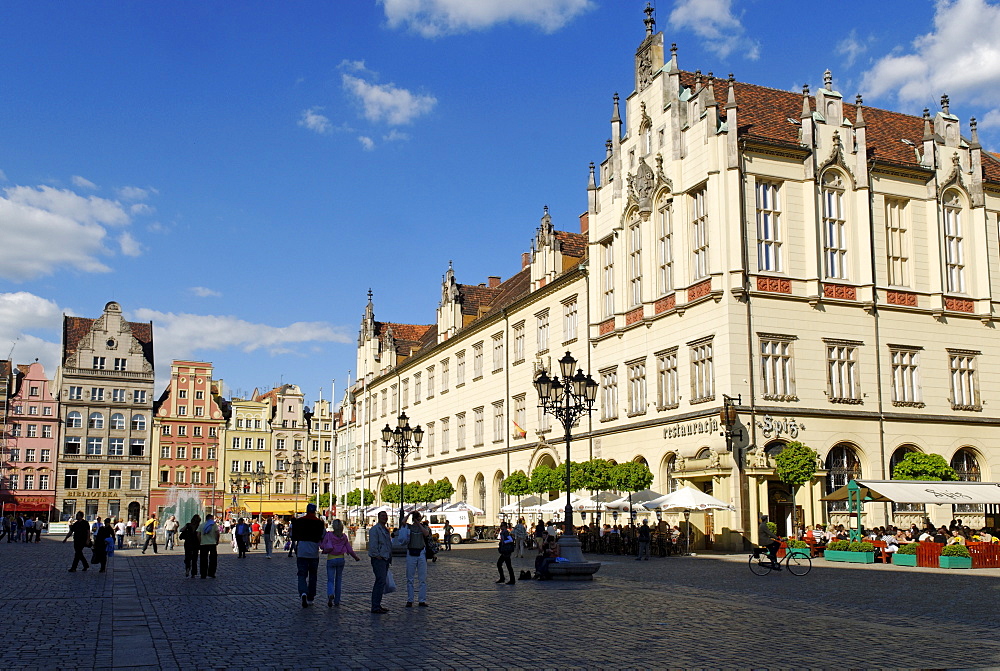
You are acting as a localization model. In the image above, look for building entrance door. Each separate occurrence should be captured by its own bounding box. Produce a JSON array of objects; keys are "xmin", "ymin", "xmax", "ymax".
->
[{"xmin": 127, "ymin": 501, "xmax": 140, "ymax": 524}]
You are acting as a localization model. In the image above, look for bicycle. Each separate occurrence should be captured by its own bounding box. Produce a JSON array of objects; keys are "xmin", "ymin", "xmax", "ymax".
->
[{"xmin": 748, "ymin": 544, "xmax": 811, "ymax": 576}]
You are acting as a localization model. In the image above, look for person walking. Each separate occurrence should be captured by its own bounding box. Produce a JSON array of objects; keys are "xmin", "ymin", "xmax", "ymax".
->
[
  {"xmin": 24, "ymin": 516, "xmax": 34, "ymax": 543},
  {"xmin": 0, "ymin": 514, "xmax": 10, "ymax": 542},
  {"xmin": 63, "ymin": 511, "xmax": 91, "ymax": 571},
  {"xmin": 293, "ymin": 504, "xmax": 325, "ymax": 607},
  {"xmin": 402, "ymin": 511, "xmax": 431, "ymax": 608},
  {"xmin": 496, "ymin": 521, "xmax": 516, "ymax": 584},
  {"xmin": 262, "ymin": 517, "xmax": 276, "ymax": 558},
  {"xmin": 180, "ymin": 514, "xmax": 201, "ymax": 578},
  {"xmin": 199, "ymin": 514, "xmax": 220, "ymax": 578},
  {"xmin": 141, "ymin": 513, "xmax": 158, "ymax": 554},
  {"xmin": 114, "ymin": 519, "xmax": 126, "ymax": 550},
  {"xmin": 234, "ymin": 518, "xmax": 251, "ymax": 558},
  {"xmin": 533, "ymin": 520, "xmax": 546, "ymax": 551},
  {"xmin": 93, "ymin": 518, "xmax": 114, "ymax": 572},
  {"xmin": 367, "ymin": 510, "xmax": 392, "ymax": 614},
  {"xmin": 513, "ymin": 518, "xmax": 528, "ymax": 558},
  {"xmin": 321, "ymin": 519, "xmax": 361, "ymax": 607},
  {"xmin": 126, "ymin": 518, "xmax": 135, "ymax": 538},
  {"xmin": 442, "ymin": 520, "xmax": 454, "ymax": 551},
  {"xmin": 251, "ymin": 519, "xmax": 262, "ymax": 549},
  {"xmin": 34, "ymin": 517, "xmax": 43, "ymax": 543},
  {"xmin": 636, "ymin": 519, "xmax": 651, "ymax": 561},
  {"xmin": 163, "ymin": 515, "xmax": 179, "ymax": 551}
]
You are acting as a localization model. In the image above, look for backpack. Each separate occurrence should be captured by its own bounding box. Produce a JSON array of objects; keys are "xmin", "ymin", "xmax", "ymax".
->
[
  {"xmin": 407, "ymin": 525, "xmax": 425, "ymax": 556},
  {"xmin": 145, "ymin": 521, "xmax": 154, "ymax": 534}
]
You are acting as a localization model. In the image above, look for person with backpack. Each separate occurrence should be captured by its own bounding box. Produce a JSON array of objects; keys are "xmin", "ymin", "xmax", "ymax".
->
[
  {"xmin": 496, "ymin": 521, "xmax": 516, "ymax": 585},
  {"xmin": 92, "ymin": 518, "xmax": 114, "ymax": 572},
  {"xmin": 402, "ymin": 511, "xmax": 431, "ymax": 607},
  {"xmin": 180, "ymin": 514, "xmax": 201, "ymax": 577},
  {"xmin": 233, "ymin": 518, "xmax": 251, "ymax": 558},
  {"xmin": 199, "ymin": 514, "xmax": 220, "ymax": 578},
  {"xmin": 141, "ymin": 513, "xmax": 158, "ymax": 554}
]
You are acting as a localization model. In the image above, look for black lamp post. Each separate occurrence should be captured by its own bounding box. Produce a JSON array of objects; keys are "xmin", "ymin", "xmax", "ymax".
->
[
  {"xmin": 534, "ymin": 351, "xmax": 598, "ymax": 563},
  {"xmin": 381, "ymin": 412, "xmax": 424, "ymax": 528},
  {"xmin": 251, "ymin": 465, "xmax": 272, "ymax": 520},
  {"xmin": 290, "ymin": 453, "xmax": 311, "ymax": 516},
  {"xmin": 229, "ymin": 476, "xmax": 245, "ymax": 519}
]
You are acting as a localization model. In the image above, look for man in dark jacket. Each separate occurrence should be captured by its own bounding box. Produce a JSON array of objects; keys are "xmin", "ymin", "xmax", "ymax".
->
[
  {"xmin": 63, "ymin": 511, "xmax": 91, "ymax": 571},
  {"xmin": 292, "ymin": 504, "xmax": 325, "ymax": 607},
  {"xmin": 758, "ymin": 514, "xmax": 782, "ymax": 570}
]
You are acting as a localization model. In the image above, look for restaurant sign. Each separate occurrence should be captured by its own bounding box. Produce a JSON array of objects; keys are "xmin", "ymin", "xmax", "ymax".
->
[
  {"xmin": 663, "ymin": 417, "xmax": 719, "ymax": 440},
  {"xmin": 756, "ymin": 415, "xmax": 805, "ymax": 439}
]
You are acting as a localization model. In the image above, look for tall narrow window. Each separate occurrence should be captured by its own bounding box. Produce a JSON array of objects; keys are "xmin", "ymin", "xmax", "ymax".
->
[
  {"xmin": 826, "ymin": 341, "xmax": 860, "ymax": 402},
  {"xmin": 948, "ymin": 350, "xmax": 980, "ymax": 410},
  {"xmin": 628, "ymin": 222, "xmax": 643, "ymax": 306},
  {"xmin": 440, "ymin": 360, "xmax": 449, "ymax": 392},
  {"xmin": 413, "ymin": 372, "xmax": 422, "ymax": 402},
  {"xmin": 512, "ymin": 394, "xmax": 526, "ymax": 439},
  {"xmin": 689, "ymin": 339, "xmax": 714, "ymax": 402},
  {"xmin": 602, "ymin": 239, "xmax": 615, "ymax": 318},
  {"xmin": 456, "ymin": 351, "xmax": 466, "ymax": 385},
  {"xmin": 492, "ymin": 401, "xmax": 505, "ymax": 442},
  {"xmin": 943, "ymin": 191, "xmax": 966, "ymax": 293},
  {"xmin": 760, "ymin": 337, "xmax": 795, "ymax": 399},
  {"xmin": 456, "ymin": 412, "xmax": 466, "ymax": 449},
  {"xmin": 890, "ymin": 348, "xmax": 921, "ymax": 405},
  {"xmin": 440, "ymin": 418, "xmax": 450, "ymax": 453},
  {"xmin": 822, "ymin": 172, "xmax": 848, "ymax": 280},
  {"xmin": 657, "ymin": 204, "xmax": 673, "ymax": 295},
  {"xmin": 756, "ymin": 181, "xmax": 782, "ymax": 272},
  {"xmin": 512, "ymin": 324, "xmax": 525, "ymax": 364},
  {"xmin": 563, "ymin": 299, "xmax": 577, "ymax": 342},
  {"xmin": 473, "ymin": 343, "xmax": 484, "ymax": 378},
  {"xmin": 691, "ymin": 187, "xmax": 710, "ymax": 280},
  {"xmin": 885, "ymin": 198, "xmax": 909, "ymax": 286},
  {"xmin": 656, "ymin": 348, "xmax": 679, "ymax": 409},
  {"xmin": 627, "ymin": 360, "xmax": 647, "ymax": 416},
  {"xmin": 600, "ymin": 368, "xmax": 619, "ymax": 421},
  {"xmin": 427, "ymin": 365, "xmax": 435, "ymax": 397},
  {"xmin": 536, "ymin": 311, "xmax": 549, "ymax": 353},
  {"xmin": 473, "ymin": 407, "xmax": 484, "ymax": 446},
  {"xmin": 492, "ymin": 335, "xmax": 504, "ymax": 372}
]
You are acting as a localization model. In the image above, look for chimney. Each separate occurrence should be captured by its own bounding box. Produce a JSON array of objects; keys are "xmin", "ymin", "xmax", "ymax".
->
[
  {"xmin": 522, "ymin": 252, "xmax": 531, "ymax": 270},
  {"xmin": 579, "ymin": 211, "xmax": 589, "ymax": 234},
  {"xmin": 488, "ymin": 276, "xmax": 501, "ymax": 289}
]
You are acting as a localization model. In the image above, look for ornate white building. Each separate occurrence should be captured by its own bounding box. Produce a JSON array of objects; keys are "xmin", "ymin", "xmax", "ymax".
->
[{"xmin": 343, "ymin": 10, "xmax": 1000, "ymax": 549}]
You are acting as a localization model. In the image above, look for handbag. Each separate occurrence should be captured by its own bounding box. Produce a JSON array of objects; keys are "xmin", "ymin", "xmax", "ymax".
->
[{"xmin": 384, "ymin": 569, "xmax": 397, "ymax": 594}]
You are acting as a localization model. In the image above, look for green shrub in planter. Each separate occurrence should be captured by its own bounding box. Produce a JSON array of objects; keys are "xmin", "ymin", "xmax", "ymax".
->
[
  {"xmin": 788, "ymin": 540, "xmax": 809, "ymax": 549},
  {"xmin": 941, "ymin": 544, "xmax": 971, "ymax": 558},
  {"xmin": 826, "ymin": 540, "xmax": 850, "ymax": 552},
  {"xmin": 786, "ymin": 539, "xmax": 810, "ymax": 558},
  {"xmin": 848, "ymin": 541, "xmax": 875, "ymax": 553},
  {"xmin": 895, "ymin": 543, "xmax": 919, "ymax": 555},
  {"xmin": 766, "ymin": 522, "xmax": 777, "ymax": 536}
]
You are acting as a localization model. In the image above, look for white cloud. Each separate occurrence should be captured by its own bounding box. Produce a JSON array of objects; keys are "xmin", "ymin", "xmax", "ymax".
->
[
  {"xmin": 119, "ymin": 231, "xmax": 142, "ymax": 257},
  {"xmin": 668, "ymin": 0, "xmax": 759, "ymax": 60},
  {"xmin": 0, "ymin": 292, "xmax": 66, "ymax": 374},
  {"xmin": 117, "ymin": 185, "xmax": 155, "ymax": 201},
  {"xmin": 383, "ymin": 129, "xmax": 409, "ymax": 142},
  {"xmin": 981, "ymin": 109, "xmax": 1000, "ymax": 128},
  {"xmin": 358, "ymin": 136, "xmax": 376, "ymax": 150},
  {"xmin": 837, "ymin": 30, "xmax": 868, "ymax": 69},
  {"xmin": 0, "ymin": 169, "xmax": 7, "ymax": 182},
  {"xmin": 379, "ymin": 0, "xmax": 594, "ymax": 37},
  {"xmin": 298, "ymin": 107, "xmax": 333, "ymax": 134},
  {"xmin": 190, "ymin": 286, "xmax": 222, "ymax": 298},
  {"xmin": 129, "ymin": 309, "xmax": 353, "ymax": 363},
  {"xmin": 5, "ymin": 184, "xmax": 129, "ymax": 226},
  {"xmin": 862, "ymin": 0, "xmax": 1000, "ymax": 118},
  {"xmin": 342, "ymin": 73, "xmax": 437, "ymax": 125},
  {"xmin": 130, "ymin": 203, "xmax": 153, "ymax": 215},
  {"xmin": 71, "ymin": 175, "xmax": 98, "ymax": 189},
  {"xmin": 338, "ymin": 59, "xmax": 370, "ymax": 74}
]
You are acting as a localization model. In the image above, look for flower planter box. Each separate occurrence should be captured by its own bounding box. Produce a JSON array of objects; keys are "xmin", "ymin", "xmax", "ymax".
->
[
  {"xmin": 787, "ymin": 548, "xmax": 811, "ymax": 559},
  {"xmin": 892, "ymin": 554, "xmax": 918, "ymax": 567},
  {"xmin": 939, "ymin": 555, "xmax": 972, "ymax": 569},
  {"xmin": 824, "ymin": 550, "xmax": 876, "ymax": 564}
]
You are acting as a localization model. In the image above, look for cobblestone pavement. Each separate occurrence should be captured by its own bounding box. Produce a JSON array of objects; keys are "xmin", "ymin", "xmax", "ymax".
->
[{"xmin": 3, "ymin": 536, "xmax": 999, "ymax": 669}]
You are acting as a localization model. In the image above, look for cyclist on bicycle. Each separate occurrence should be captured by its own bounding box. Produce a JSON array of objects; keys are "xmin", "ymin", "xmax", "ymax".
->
[{"xmin": 757, "ymin": 514, "xmax": 782, "ymax": 571}]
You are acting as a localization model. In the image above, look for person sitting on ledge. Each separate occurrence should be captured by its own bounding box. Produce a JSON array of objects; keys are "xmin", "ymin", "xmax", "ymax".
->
[{"xmin": 534, "ymin": 535, "xmax": 560, "ymax": 579}]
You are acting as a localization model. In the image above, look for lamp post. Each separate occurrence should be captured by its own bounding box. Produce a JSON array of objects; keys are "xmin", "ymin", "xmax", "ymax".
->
[
  {"xmin": 229, "ymin": 476, "xmax": 245, "ymax": 520},
  {"xmin": 250, "ymin": 465, "xmax": 272, "ymax": 520},
  {"xmin": 534, "ymin": 351, "xmax": 599, "ymax": 564},
  {"xmin": 290, "ymin": 453, "xmax": 310, "ymax": 516},
  {"xmin": 380, "ymin": 412, "xmax": 424, "ymax": 528}
]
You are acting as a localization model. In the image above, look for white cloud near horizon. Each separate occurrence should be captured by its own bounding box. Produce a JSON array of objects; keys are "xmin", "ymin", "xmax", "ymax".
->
[
  {"xmin": 117, "ymin": 185, "xmax": 155, "ymax": 201},
  {"xmin": 837, "ymin": 30, "xmax": 868, "ymax": 69},
  {"xmin": 669, "ymin": 0, "xmax": 759, "ymax": 60},
  {"xmin": 119, "ymin": 231, "xmax": 142, "ymax": 257},
  {"xmin": 190, "ymin": 286, "xmax": 222, "ymax": 298},
  {"xmin": 299, "ymin": 107, "xmax": 333, "ymax": 134},
  {"xmin": 342, "ymin": 73, "xmax": 437, "ymax": 126},
  {"xmin": 71, "ymin": 175, "xmax": 98, "ymax": 189},
  {"xmin": 358, "ymin": 136, "xmax": 375, "ymax": 150},
  {"xmin": 862, "ymin": 0, "xmax": 1000, "ymax": 120},
  {"xmin": 0, "ymin": 292, "xmax": 66, "ymax": 375},
  {"xmin": 380, "ymin": 0, "xmax": 594, "ymax": 37}
]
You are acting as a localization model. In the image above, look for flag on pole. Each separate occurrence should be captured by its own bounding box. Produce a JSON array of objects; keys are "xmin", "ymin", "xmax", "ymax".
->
[{"xmin": 512, "ymin": 421, "xmax": 527, "ymax": 439}]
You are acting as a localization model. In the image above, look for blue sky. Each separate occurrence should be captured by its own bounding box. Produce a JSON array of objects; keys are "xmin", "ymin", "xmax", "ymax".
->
[{"xmin": 3, "ymin": 0, "xmax": 1000, "ymax": 404}]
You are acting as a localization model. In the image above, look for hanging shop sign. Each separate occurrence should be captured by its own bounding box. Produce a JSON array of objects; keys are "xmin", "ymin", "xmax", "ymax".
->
[
  {"xmin": 756, "ymin": 415, "xmax": 805, "ymax": 439},
  {"xmin": 663, "ymin": 417, "xmax": 719, "ymax": 440}
]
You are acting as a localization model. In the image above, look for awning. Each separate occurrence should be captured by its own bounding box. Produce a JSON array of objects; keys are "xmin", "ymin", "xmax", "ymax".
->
[
  {"xmin": 4, "ymin": 502, "xmax": 55, "ymax": 512},
  {"xmin": 821, "ymin": 480, "xmax": 1000, "ymax": 504}
]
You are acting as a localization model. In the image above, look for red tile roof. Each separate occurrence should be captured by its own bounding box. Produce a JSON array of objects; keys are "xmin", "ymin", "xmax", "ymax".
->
[
  {"xmin": 555, "ymin": 231, "xmax": 588, "ymax": 258},
  {"xmin": 375, "ymin": 322, "xmax": 436, "ymax": 357},
  {"xmin": 62, "ymin": 316, "xmax": 154, "ymax": 366}
]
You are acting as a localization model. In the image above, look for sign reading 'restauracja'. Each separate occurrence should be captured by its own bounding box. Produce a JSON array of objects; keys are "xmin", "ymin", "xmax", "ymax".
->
[{"xmin": 663, "ymin": 418, "xmax": 719, "ymax": 440}]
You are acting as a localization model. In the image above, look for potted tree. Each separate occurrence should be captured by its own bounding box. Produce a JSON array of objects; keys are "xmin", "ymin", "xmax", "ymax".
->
[
  {"xmin": 939, "ymin": 544, "xmax": 973, "ymax": 569},
  {"xmin": 892, "ymin": 542, "xmax": 919, "ymax": 566},
  {"xmin": 773, "ymin": 441, "xmax": 818, "ymax": 538}
]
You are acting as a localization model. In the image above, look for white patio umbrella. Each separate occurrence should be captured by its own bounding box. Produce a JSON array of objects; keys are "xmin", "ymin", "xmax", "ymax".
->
[
  {"xmin": 440, "ymin": 501, "xmax": 486, "ymax": 516},
  {"xmin": 643, "ymin": 487, "xmax": 735, "ymax": 554},
  {"xmin": 500, "ymin": 495, "xmax": 545, "ymax": 515}
]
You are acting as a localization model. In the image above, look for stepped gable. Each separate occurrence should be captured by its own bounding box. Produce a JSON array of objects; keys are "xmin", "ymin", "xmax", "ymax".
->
[
  {"xmin": 62, "ymin": 315, "xmax": 154, "ymax": 365},
  {"xmin": 555, "ymin": 231, "xmax": 588, "ymax": 259},
  {"xmin": 686, "ymin": 72, "xmax": 999, "ymax": 181}
]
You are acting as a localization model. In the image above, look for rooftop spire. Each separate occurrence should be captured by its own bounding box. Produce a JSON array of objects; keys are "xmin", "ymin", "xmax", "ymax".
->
[
  {"xmin": 854, "ymin": 94, "xmax": 866, "ymax": 127},
  {"xmin": 923, "ymin": 108, "xmax": 933, "ymax": 139},
  {"xmin": 643, "ymin": 2, "xmax": 655, "ymax": 37},
  {"xmin": 970, "ymin": 117, "xmax": 981, "ymax": 148},
  {"xmin": 941, "ymin": 93, "xmax": 950, "ymax": 115},
  {"xmin": 801, "ymin": 84, "xmax": 811, "ymax": 119},
  {"xmin": 726, "ymin": 73, "xmax": 736, "ymax": 108},
  {"xmin": 588, "ymin": 162, "xmax": 597, "ymax": 190},
  {"xmin": 611, "ymin": 93, "xmax": 621, "ymax": 123},
  {"xmin": 823, "ymin": 69, "xmax": 833, "ymax": 91},
  {"xmin": 669, "ymin": 42, "xmax": 678, "ymax": 71}
]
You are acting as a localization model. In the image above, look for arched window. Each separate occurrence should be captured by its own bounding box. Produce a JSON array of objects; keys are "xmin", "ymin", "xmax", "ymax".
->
[
  {"xmin": 661, "ymin": 454, "xmax": 679, "ymax": 494},
  {"xmin": 131, "ymin": 414, "xmax": 146, "ymax": 431},
  {"xmin": 825, "ymin": 443, "xmax": 861, "ymax": 512},
  {"xmin": 110, "ymin": 413, "xmax": 125, "ymax": 430},
  {"xmin": 695, "ymin": 447, "xmax": 712, "ymax": 460},
  {"xmin": 943, "ymin": 190, "xmax": 966, "ymax": 294},
  {"xmin": 765, "ymin": 440, "xmax": 788, "ymax": 458},
  {"xmin": 889, "ymin": 445, "xmax": 924, "ymax": 513},
  {"xmin": 822, "ymin": 171, "xmax": 848, "ymax": 280},
  {"xmin": 951, "ymin": 448, "xmax": 983, "ymax": 515},
  {"xmin": 67, "ymin": 411, "xmax": 82, "ymax": 428},
  {"xmin": 88, "ymin": 412, "xmax": 104, "ymax": 429}
]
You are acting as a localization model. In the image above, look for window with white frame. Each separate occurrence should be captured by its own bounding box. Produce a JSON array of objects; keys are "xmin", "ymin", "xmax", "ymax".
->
[
  {"xmin": 110, "ymin": 413, "xmax": 125, "ymax": 430},
  {"xmin": 656, "ymin": 349, "xmax": 679, "ymax": 409},
  {"xmin": 536, "ymin": 311, "xmax": 549, "ymax": 353},
  {"xmin": 822, "ymin": 172, "xmax": 848, "ymax": 280},
  {"xmin": 513, "ymin": 323, "xmax": 525, "ymax": 364},
  {"xmin": 943, "ymin": 191, "xmax": 966, "ymax": 293},
  {"xmin": 826, "ymin": 341, "xmax": 860, "ymax": 402},
  {"xmin": 93, "ymin": 356, "xmax": 105, "ymax": 370},
  {"xmin": 89, "ymin": 412, "xmax": 104, "ymax": 429},
  {"xmin": 513, "ymin": 394, "xmax": 526, "ymax": 438},
  {"xmin": 109, "ymin": 438, "xmax": 124, "ymax": 456},
  {"xmin": 112, "ymin": 388, "xmax": 126, "ymax": 403},
  {"xmin": 381, "ymin": 389, "xmax": 387, "ymax": 416},
  {"xmin": 68, "ymin": 386, "xmax": 82, "ymax": 400},
  {"xmin": 131, "ymin": 414, "xmax": 146, "ymax": 430},
  {"xmin": 114, "ymin": 357, "xmax": 127, "ymax": 371},
  {"xmin": 689, "ymin": 338, "xmax": 714, "ymax": 402},
  {"xmin": 492, "ymin": 334, "xmax": 504, "ymax": 372},
  {"xmin": 760, "ymin": 336, "xmax": 795, "ymax": 399},
  {"xmin": 563, "ymin": 299, "xmax": 577, "ymax": 342},
  {"xmin": 456, "ymin": 412, "xmax": 466, "ymax": 449},
  {"xmin": 427, "ymin": 365, "xmax": 435, "ymax": 397},
  {"xmin": 456, "ymin": 351, "xmax": 466, "ymax": 385},
  {"xmin": 948, "ymin": 350, "xmax": 980, "ymax": 410},
  {"xmin": 691, "ymin": 186, "xmax": 710, "ymax": 280},
  {"xmin": 628, "ymin": 222, "xmax": 643, "ymax": 306},
  {"xmin": 885, "ymin": 198, "xmax": 910, "ymax": 286},
  {"xmin": 627, "ymin": 359, "xmax": 647, "ymax": 416},
  {"xmin": 756, "ymin": 180, "xmax": 782, "ymax": 272},
  {"xmin": 890, "ymin": 347, "xmax": 921, "ymax": 405},
  {"xmin": 440, "ymin": 359, "xmax": 449, "ymax": 392},
  {"xmin": 133, "ymin": 390, "xmax": 147, "ymax": 404},
  {"xmin": 413, "ymin": 373, "xmax": 422, "ymax": 403},
  {"xmin": 473, "ymin": 343, "xmax": 484, "ymax": 379},
  {"xmin": 390, "ymin": 384, "xmax": 398, "ymax": 412},
  {"xmin": 657, "ymin": 203, "xmax": 673, "ymax": 295},
  {"xmin": 401, "ymin": 379, "xmax": 409, "ymax": 408},
  {"xmin": 601, "ymin": 239, "xmax": 615, "ymax": 318},
  {"xmin": 492, "ymin": 401, "xmax": 505, "ymax": 442},
  {"xmin": 600, "ymin": 367, "xmax": 619, "ymax": 421},
  {"xmin": 473, "ymin": 407, "xmax": 484, "ymax": 446},
  {"xmin": 440, "ymin": 418, "xmax": 450, "ymax": 453},
  {"xmin": 425, "ymin": 421, "xmax": 435, "ymax": 457},
  {"xmin": 91, "ymin": 387, "xmax": 104, "ymax": 402},
  {"xmin": 86, "ymin": 437, "xmax": 103, "ymax": 455},
  {"xmin": 67, "ymin": 411, "xmax": 82, "ymax": 428}
]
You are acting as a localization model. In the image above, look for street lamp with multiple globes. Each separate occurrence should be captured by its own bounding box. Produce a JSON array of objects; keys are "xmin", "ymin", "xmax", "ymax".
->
[
  {"xmin": 290, "ymin": 453, "xmax": 311, "ymax": 516},
  {"xmin": 250, "ymin": 465, "xmax": 272, "ymax": 520},
  {"xmin": 533, "ymin": 351, "xmax": 599, "ymax": 564},
  {"xmin": 381, "ymin": 412, "xmax": 424, "ymax": 528}
]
